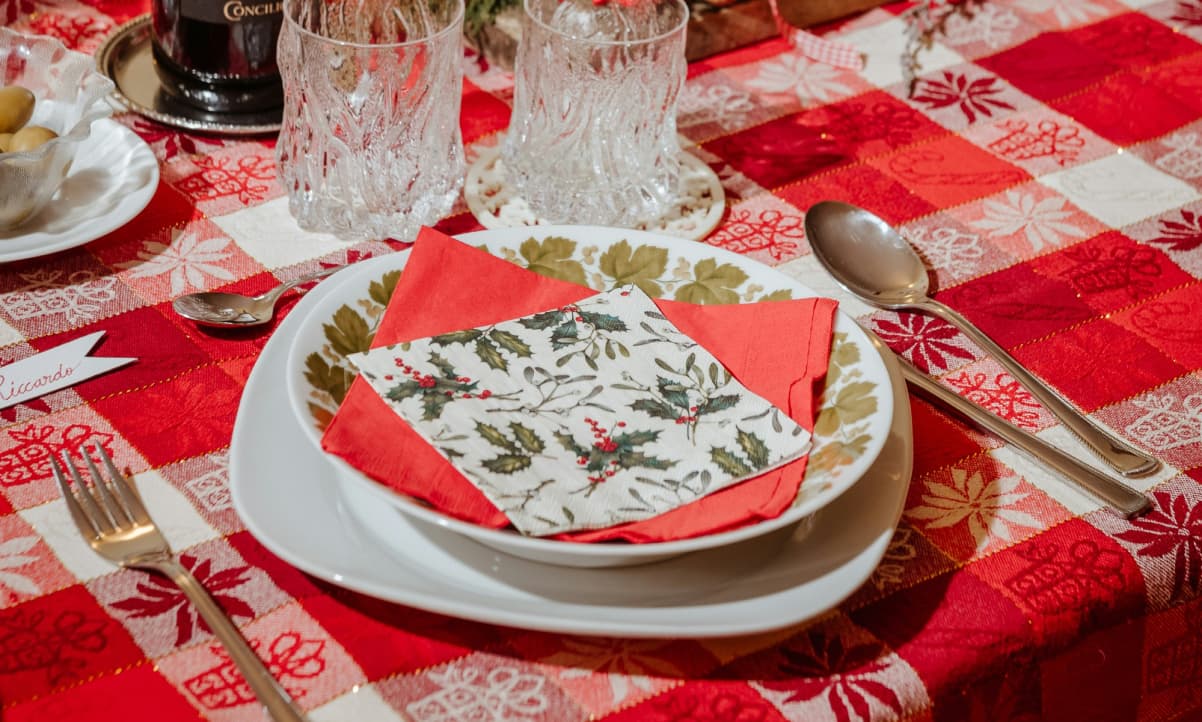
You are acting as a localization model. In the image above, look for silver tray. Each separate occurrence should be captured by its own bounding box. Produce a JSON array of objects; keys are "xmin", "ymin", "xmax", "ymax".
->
[{"xmin": 95, "ymin": 15, "xmax": 281, "ymax": 136}]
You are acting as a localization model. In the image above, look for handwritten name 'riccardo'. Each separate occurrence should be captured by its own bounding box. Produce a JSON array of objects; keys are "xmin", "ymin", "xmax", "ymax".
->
[
  {"xmin": 223, "ymin": 0, "xmax": 282, "ymax": 21},
  {"xmin": 0, "ymin": 362, "xmax": 77, "ymax": 402}
]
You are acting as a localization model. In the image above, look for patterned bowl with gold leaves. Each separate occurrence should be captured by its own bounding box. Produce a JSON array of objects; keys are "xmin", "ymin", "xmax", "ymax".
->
[{"xmin": 285, "ymin": 226, "xmax": 896, "ymax": 567}]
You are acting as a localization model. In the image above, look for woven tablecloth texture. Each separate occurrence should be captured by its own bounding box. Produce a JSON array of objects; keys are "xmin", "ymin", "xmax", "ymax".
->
[{"xmin": 3, "ymin": 0, "xmax": 1202, "ymax": 719}]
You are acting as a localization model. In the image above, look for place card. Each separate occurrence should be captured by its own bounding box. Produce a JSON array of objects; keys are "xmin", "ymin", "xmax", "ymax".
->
[{"xmin": 0, "ymin": 331, "xmax": 135, "ymax": 410}]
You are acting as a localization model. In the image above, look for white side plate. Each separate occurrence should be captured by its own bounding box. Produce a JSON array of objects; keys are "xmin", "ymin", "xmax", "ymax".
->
[{"xmin": 0, "ymin": 118, "xmax": 158, "ymax": 263}]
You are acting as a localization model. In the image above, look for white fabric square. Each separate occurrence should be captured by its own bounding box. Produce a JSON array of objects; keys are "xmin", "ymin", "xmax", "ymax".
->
[
  {"xmin": 21, "ymin": 469, "xmax": 217, "ymax": 580},
  {"xmin": 841, "ymin": 17, "xmax": 964, "ymax": 89},
  {"xmin": 312, "ymin": 685, "xmax": 405, "ymax": 722},
  {"xmin": 1039, "ymin": 151, "xmax": 1201, "ymax": 228},
  {"xmin": 210, "ymin": 197, "xmax": 352, "ymax": 269}
]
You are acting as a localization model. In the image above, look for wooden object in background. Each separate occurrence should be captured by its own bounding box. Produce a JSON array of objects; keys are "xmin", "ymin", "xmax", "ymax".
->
[
  {"xmin": 471, "ymin": 0, "xmax": 889, "ymax": 68},
  {"xmin": 773, "ymin": 0, "xmax": 893, "ymax": 28}
]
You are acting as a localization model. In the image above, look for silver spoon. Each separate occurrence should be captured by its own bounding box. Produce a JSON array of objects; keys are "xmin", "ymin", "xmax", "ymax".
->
[
  {"xmin": 172, "ymin": 265, "xmax": 343, "ymax": 328},
  {"xmin": 805, "ymin": 200, "xmax": 1160, "ymax": 479}
]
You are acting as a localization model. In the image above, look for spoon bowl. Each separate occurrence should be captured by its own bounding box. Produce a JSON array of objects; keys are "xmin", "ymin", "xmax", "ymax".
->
[
  {"xmin": 804, "ymin": 201, "xmax": 931, "ymax": 308},
  {"xmin": 172, "ymin": 265, "xmax": 343, "ymax": 328},
  {"xmin": 804, "ymin": 200, "xmax": 1160, "ymax": 480}
]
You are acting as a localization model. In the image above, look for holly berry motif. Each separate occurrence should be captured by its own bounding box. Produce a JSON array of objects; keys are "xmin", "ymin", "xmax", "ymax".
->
[
  {"xmin": 376, "ymin": 352, "xmax": 488, "ymax": 421},
  {"xmin": 519, "ymin": 303, "xmax": 629, "ymax": 371},
  {"xmin": 555, "ymin": 417, "xmax": 673, "ymax": 486}
]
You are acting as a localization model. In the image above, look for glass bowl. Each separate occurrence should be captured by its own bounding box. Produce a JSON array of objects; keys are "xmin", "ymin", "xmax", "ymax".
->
[{"xmin": 0, "ymin": 28, "xmax": 116, "ymax": 231}]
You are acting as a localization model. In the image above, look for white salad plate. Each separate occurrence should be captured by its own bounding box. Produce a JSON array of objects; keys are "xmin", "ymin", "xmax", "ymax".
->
[
  {"xmin": 230, "ymin": 270, "xmax": 911, "ymax": 637},
  {"xmin": 282, "ymin": 227, "xmax": 896, "ymax": 567},
  {"xmin": 0, "ymin": 118, "xmax": 158, "ymax": 263}
]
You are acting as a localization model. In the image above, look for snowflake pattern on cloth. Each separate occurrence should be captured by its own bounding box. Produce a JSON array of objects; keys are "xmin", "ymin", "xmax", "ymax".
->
[{"xmin": 348, "ymin": 285, "xmax": 812, "ymax": 536}]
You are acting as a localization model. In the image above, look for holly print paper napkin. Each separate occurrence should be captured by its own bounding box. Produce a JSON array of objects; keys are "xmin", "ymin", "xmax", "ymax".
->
[{"xmin": 347, "ymin": 285, "xmax": 811, "ymax": 536}]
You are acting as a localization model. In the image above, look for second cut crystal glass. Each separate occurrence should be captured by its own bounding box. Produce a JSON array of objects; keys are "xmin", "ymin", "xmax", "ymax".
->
[
  {"xmin": 276, "ymin": 0, "xmax": 465, "ymax": 241},
  {"xmin": 501, "ymin": 0, "xmax": 689, "ymax": 227}
]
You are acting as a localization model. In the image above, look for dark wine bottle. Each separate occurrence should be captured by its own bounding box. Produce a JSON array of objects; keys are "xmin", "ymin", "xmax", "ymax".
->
[{"xmin": 151, "ymin": 0, "xmax": 284, "ymax": 114}]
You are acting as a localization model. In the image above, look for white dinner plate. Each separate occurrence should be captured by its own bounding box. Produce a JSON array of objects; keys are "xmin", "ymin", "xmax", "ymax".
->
[
  {"xmin": 0, "ymin": 118, "xmax": 158, "ymax": 263},
  {"xmin": 230, "ymin": 250, "xmax": 913, "ymax": 637},
  {"xmin": 284, "ymin": 227, "xmax": 896, "ymax": 567}
]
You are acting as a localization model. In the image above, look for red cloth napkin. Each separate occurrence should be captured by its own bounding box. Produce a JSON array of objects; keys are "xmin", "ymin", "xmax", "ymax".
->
[{"xmin": 322, "ymin": 227, "xmax": 838, "ymax": 543}]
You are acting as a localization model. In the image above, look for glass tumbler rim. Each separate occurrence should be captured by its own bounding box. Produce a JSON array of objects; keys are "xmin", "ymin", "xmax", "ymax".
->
[
  {"xmin": 521, "ymin": 0, "xmax": 689, "ymax": 47},
  {"xmin": 282, "ymin": 0, "xmax": 466, "ymax": 49}
]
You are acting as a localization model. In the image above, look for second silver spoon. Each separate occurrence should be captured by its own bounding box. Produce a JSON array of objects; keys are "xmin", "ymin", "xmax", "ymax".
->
[
  {"xmin": 172, "ymin": 265, "xmax": 343, "ymax": 328},
  {"xmin": 805, "ymin": 200, "xmax": 1160, "ymax": 479}
]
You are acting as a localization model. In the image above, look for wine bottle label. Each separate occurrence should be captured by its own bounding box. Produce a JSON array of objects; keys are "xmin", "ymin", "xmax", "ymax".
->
[{"xmin": 179, "ymin": 0, "xmax": 282, "ymax": 24}]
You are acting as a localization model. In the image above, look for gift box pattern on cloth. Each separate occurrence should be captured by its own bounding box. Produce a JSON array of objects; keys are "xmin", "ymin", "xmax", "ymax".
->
[{"xmin": 348, "ymin": 284, "xmax": 811, "ymax": 535}]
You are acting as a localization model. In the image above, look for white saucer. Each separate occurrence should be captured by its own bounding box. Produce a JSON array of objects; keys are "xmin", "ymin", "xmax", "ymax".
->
[
  {"xmin": 230, "ymin": 264, "xmax": 913, "ymax": 637},
  {"xmin": 0, "ymin": 118, "xmax": 158, "ymax": 263},
  {"xmin": 464, "ymin": 146, "xmax": 726, "ymax": 241}
]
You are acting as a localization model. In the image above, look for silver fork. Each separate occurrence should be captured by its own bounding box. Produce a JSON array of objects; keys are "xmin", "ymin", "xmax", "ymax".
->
[{"xmin": 52, "ymin": 445, "xmax": 310, "ymax": 722}]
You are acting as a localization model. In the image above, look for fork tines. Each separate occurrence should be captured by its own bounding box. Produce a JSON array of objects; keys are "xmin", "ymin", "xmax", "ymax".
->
[{"xmin": 51, "ymin": 445, "xmax": 148, "ymax": 537}]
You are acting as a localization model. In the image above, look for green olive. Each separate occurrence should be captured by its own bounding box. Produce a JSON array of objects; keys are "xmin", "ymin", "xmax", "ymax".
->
[
  {"xmin": 8, "ymin": 125, "xmax": 57, "ymax": 152},
  {"xmin": 0, "ymin": 85, "xmax": 35, "ymax": 134},
  {"xmin": 0, "ymin": 132, "xmax": 11, "ymax": 152}
]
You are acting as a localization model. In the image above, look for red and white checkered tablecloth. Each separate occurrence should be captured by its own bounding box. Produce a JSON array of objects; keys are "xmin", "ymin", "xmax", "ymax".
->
[{"xmin": 4, "ymin": 0, "xmax": 1202, "ymax": 719}]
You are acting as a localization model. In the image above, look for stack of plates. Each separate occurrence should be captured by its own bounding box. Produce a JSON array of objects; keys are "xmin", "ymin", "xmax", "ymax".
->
[{"xmin": 229, "ymin": 226, "xmax": 913, "ymax": 637}]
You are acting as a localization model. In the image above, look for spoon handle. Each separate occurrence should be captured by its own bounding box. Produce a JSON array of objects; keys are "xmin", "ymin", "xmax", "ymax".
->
[
  {"xmin": 897, "ymin": 359, "xmax": 1150, "ymax": 518},
  {"xmin": 260, "ymin": 265, "xmax": 343, "ymax": 305},
  {"xmin": 918, "ymin": 298, "xmax": 1160, "ymax": 478}
]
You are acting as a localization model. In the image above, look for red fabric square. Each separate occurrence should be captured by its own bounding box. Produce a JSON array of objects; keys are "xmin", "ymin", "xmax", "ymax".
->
[
  {"xmin": 932, "ymin": 665, "xmax": 1040, "ymax": 722},
  {"xmin": 91, "ymin": 366, "xmax": 242, "ymax": 466},
  {"xmin": 1138, "ymin": 596, "xmax": 1202, "ymax": 718},
  {"xmin": 1029, "ymin": 231, "xmax": 1197, "ymax": 314},
  {"xmin": 0, "ymin": 585, "xmax": 145, "ymax": 706},
  {"xmin": 976, "ymin": 32, "xmax": 1119, "ymax": 102},
  {"xmin": 604, "ymin": 682, "xmax": 786, "ymax": 722},
  {"xmin": 1052, "ymin": 71, "xmax": 1198, "ymax": 146},
  {"xmin": 909, "ymin": 396, "xmax": 1000, "ymax": 473},
  {"xmin": 868, "ymin": 135, "xmax": 1029, "ymax": 208},
  {"xmin": 1041, "ymin": 617, "xmax": 1144, "ymax": 722},
  {"xmin": 779, "ymin": 163, "xmax": 937, "ymax": 227},
  {"xmin": 87, "ymin": 183, "xmax": 199, "ymax": 261},
  {"xmin": 965, "ymin": 519, "xmax": 1144, "ymax": 646},
  {"xmin": 1141, "ymin": 52, "xmax": 1202, "ymax": 118},
  {"xmin": 851, "ymin": 570, "xmax": 1032, "ymax": 693},
  {"xmin": 301, "ymin": 594, "xmax": 475, "ymax": 679},
  {"xmin": 934, "ymin": 262, "xmax": 1095, "ymax": 348},
  {"xmin": 29, "ymin": 306, "xmax": 209, "ymax": 403},
  {"xmin": 1069, "ymin": 12, "xmax": 1202, "ymax": 69},
  {"xmin": 3, "ymin": 664, "xmax": 201, "ymax": 722},
  {"xmin": 795, "ymin": 90, "xmax": 949, "ymax": 161},
  {"xmin": 460, "ymin": 85, "xmax": 511, "ymax": 145},
  {"xmin": 703, "ymin": 111, "xmax": 855, "ymax": 189},
  {"xmin": 433, "ymin": 209, "xmax": 487, "ymax": 236},
  {"xmin": 1011, "ymin": 318, "xmax": 1187, "ymax": 410}
]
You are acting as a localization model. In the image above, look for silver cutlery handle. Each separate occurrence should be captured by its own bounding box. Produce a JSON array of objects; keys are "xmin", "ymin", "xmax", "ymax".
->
[
  {"xmin": 261, "ymin": 265, "xmax": 344, "ymax": 306},
  {"xmin": 920, "ymin": 299, "xmax": 1160, "ymax": 478},
  {"xmin": 899, "ymin": 360, "xmax": 1150, "ymax": 518},
  {"xmin": 157, "ymin": 559, "xmax": 310, "ymax": 722}
]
